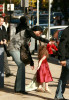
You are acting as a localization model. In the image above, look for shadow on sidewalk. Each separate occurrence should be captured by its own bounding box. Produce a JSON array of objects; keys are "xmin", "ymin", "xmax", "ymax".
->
[
  {"xmin": 52, "ymin": 77, "xmax": 59, "ymax": 80},
  {"xmin": 49, "ymin": 84, "xmax": 58, "ymax": 88},
  {"xmin": 0, "ymin": 87, "xmax": 54, "ymax": 100},
  {"xmin": 25, "ymin": 92, "xmax": 54, "ymax": 100},
  {"xmin": 8, "ymin": 64, "xmax": 17, "ymax": 66},
  {"xmin": 0, "ymin": 86, "xmax": 14, "ymax": 94},
  {"xmin": 32, "ymin": 56, "xmax": 38, "ymax": 60},
  {"xmin": 25, "ymin": 72, "xmax": 35, "ymax": 75}
]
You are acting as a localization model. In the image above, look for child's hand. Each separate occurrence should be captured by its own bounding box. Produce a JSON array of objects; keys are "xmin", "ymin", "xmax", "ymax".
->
[{"xmin": 31, "ymin": 66, "xmax": 34, "ymax": 70}]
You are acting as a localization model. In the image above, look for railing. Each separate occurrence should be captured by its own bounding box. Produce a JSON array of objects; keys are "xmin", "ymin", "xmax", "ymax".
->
[
  {"xmin": 50, "ymin": 25, "xmax": 68, "ymax": 29},
  {"xmin": 47, "ymin": 25, "xmax": 68, "ymax": 39}
]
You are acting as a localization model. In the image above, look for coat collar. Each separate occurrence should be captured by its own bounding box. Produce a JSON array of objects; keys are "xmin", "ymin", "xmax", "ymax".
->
[{"xmin": 0, "ymin": 25, "xmax": 2, "ymax": 30}]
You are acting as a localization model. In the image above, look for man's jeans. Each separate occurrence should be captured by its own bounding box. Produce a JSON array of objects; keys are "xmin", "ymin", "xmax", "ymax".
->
[
  {"xmin": 9, "ymin": 50, "xmax": 25, "ymax": 92},
  {"xmin": 55, "ymin": 59, "xmax": 69, "ymax": 99}
]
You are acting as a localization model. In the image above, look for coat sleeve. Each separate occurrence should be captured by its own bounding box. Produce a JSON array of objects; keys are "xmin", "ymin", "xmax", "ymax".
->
[
  {"xmin": 58, "ymin": 28, "xmax": 68, "ymax": 61},
  {"xmin": 3, "ymin": 26, "xmax": 8, "ymax": 41},
  {"xmin": 28, "ymin": 50, "xmax": 34, "ymax": 66},
  {"xmin": 26, "ymin": 44, "xmax": 34, "ymax": 66},
  {"xmin": 28, "ymin": 29, "xmax": 49, "ymax": 43}
]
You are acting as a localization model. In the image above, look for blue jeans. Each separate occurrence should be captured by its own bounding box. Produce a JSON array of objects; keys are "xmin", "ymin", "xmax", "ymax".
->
[
  {"xmin": 9, "ymin": 50, "xmax": 25, "ymax": 92},
  {"xmin": 55, "ymin": 60, "xmax": 69, "ymax": 99}
]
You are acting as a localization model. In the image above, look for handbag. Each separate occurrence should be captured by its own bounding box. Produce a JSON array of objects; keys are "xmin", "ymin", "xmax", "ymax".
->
[{"xmin": 20, "ymin": 44, "xmax": 30, "ymax": 65}]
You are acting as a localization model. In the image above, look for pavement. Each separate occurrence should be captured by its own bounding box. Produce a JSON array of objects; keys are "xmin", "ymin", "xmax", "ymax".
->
[{"xmin": 0, "ymin": 53, "xmax": 69, "ymax": 100}]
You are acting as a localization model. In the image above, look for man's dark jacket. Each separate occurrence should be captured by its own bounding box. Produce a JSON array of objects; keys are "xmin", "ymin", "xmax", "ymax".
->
[
  {"xmin": 0, "ymin": 25, "xmax": 7, "ymax": 47},
  {"xmin": 58, "ymin": 26, "xmax": 69, "ymax": 61}
]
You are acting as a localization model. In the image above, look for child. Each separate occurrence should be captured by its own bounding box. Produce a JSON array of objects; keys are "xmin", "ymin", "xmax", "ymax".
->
[
  {"xmin": 36, "ymin": 45, "xmax": 53, "ymax": 92},
  {"xmin": 25, "ymin": 43, "xmax": 57, "ymax": 92}
]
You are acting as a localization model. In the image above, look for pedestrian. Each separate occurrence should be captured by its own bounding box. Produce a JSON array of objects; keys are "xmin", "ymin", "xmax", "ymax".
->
[
  {"xmin": 16, "ymin": 16, "xmax": 29, "ymax": 34},
  {"xmin": 0, "ymin": 16, "xmax": 7, "ymax": 87},
  {"xmin": 25, "ymin": 44, "xmax": 56, "ymax": 92},
  {"xmin": 36, "ymin": 45, "xmax": 53, "ymax": 92},
  {"xmin": 3, "ymin": 17, "xmax": 9, "ymax": 32},
  {"xmin": 7, "ymin": 16, "xmax": 49, "ymax": 94},
  {"xmin": 3, "ymin": 17, "xmax": 10, "ymax": 41},
  {"xmin": 2, "ymin": 17, "xmax": 13, "ymax": 77},
  {"xmin": 4, "ymin": 50, "xmax": 13, "ymax": 77},
  {"xmin": 53, "ymin": 16, "xmax": 61, "ymax": 26},
  {"xmin": 54, "ymin": 26, "xmax": 69, "ymax": 100}
]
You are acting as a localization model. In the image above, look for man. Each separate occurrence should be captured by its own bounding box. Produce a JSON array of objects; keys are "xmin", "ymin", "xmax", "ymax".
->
[
  {"xmin": 4, "ymin": 50, "xmax": 13, "ymax": 77},
  {"xmin": 0, "ymin": 16, "xmax": 7, "ymax": 87},
  {"xmin": 2, "ymin": 17, "xmax": 13, "ymax": 77},
  {"xmin": 54, "ymin": 26, "xmax": 69, "ymax": 100}
]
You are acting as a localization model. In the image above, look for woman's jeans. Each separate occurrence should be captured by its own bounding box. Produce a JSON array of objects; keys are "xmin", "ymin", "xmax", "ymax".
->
[
  {"xmin": 55, "ymin": 59, "xmax": 69, "ymax": 99},
  {"xmin": 9, "ymin": 50, "xmax": 25, "ymax": 92}
]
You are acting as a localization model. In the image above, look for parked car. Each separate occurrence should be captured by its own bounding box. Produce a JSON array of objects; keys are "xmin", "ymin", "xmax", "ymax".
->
[
  {"xmin": 51, "ymin": 28, "xmax": 64, "ymax": 41},
  {"xmin": 34, "ymin": 14, "xmax": 54, "ymax": 25},
  {"xmin": 10, "ymin": 18, "xmax": 20, "ymax": 24},
  {"xmin": 52, "ymin": 12, "xmax": 64, "ymax": 19},
  {"xmin": 39, "ymin": 23, "xmax": 54, "ymax": 30},
  {"xmin": 11, "ymin": 10, "xmax": 24, "ymax": 19}
]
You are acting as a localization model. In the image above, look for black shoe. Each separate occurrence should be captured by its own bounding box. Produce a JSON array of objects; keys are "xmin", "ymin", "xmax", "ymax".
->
[
  {"xmin": 15, "ymin": 91, "xmax": 28, "ymax": 94},
  {"xmin": 6, "ymin": 73, "xmax": 13, "ymax": 77}
]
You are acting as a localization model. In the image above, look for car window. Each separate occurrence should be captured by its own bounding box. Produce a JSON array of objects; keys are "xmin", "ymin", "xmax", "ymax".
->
[
  {"xmin": 58, "ymin": 30, "xmax": 63, "ymax": 39},
  {"xmin": 52, "ymin": 12, "xmax": 64, "ymax": 18},
  {"xmin": 10, "ymin": 18, "xmax": 20, "ymax": 23},
  {"xmin": 50, "ymin": 28, "xmax": 64, "ymax": 40}
]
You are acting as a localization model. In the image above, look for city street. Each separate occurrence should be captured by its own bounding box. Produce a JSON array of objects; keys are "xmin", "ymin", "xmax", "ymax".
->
[{"xmin": 0, "ymin": 53, "xmax": 69, "ymax": 100}]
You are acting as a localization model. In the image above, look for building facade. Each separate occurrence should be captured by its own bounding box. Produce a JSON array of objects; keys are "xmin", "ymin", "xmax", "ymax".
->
[{"xmin": 29, "ymin": 0, "xmax": 36, "ymax": 7}]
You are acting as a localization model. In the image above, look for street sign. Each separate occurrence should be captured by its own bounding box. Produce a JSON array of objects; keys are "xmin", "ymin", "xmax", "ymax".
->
[
  {"xmin": 50, "ymin": 0, "xmax": 53, "ymax": 3},
  {"xmin": 7, "ymin": 4, "xmax": 14, "ymax": 11},
  {"xmin": 0, "ymin": 4, "xmax": 3, "ymax": 12},
  {"xmin": 25, "ymin": 0, "xmax": 29, "ymax": 7}
]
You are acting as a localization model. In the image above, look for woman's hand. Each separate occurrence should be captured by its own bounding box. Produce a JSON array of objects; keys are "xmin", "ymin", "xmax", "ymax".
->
[{"xmin": 31, "ymin": 66, "xmax": 34, "ymax": 70}]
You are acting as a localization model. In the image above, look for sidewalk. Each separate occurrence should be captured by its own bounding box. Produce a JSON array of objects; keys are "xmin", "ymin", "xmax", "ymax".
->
[{"xmin": 0, "ymin": 53, "xmax": 69, "ymax": 100}]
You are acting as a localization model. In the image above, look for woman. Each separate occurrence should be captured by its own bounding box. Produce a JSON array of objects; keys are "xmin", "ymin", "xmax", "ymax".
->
[{"xmin": 8, "ymin": 16, "xmax": 49, "ymax": 94}]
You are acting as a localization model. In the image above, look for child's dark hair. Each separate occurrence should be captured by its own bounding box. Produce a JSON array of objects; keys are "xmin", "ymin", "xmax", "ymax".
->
[{"xmin": 38, "ymin": 45, "xmax": 49, "ymax": 60}]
